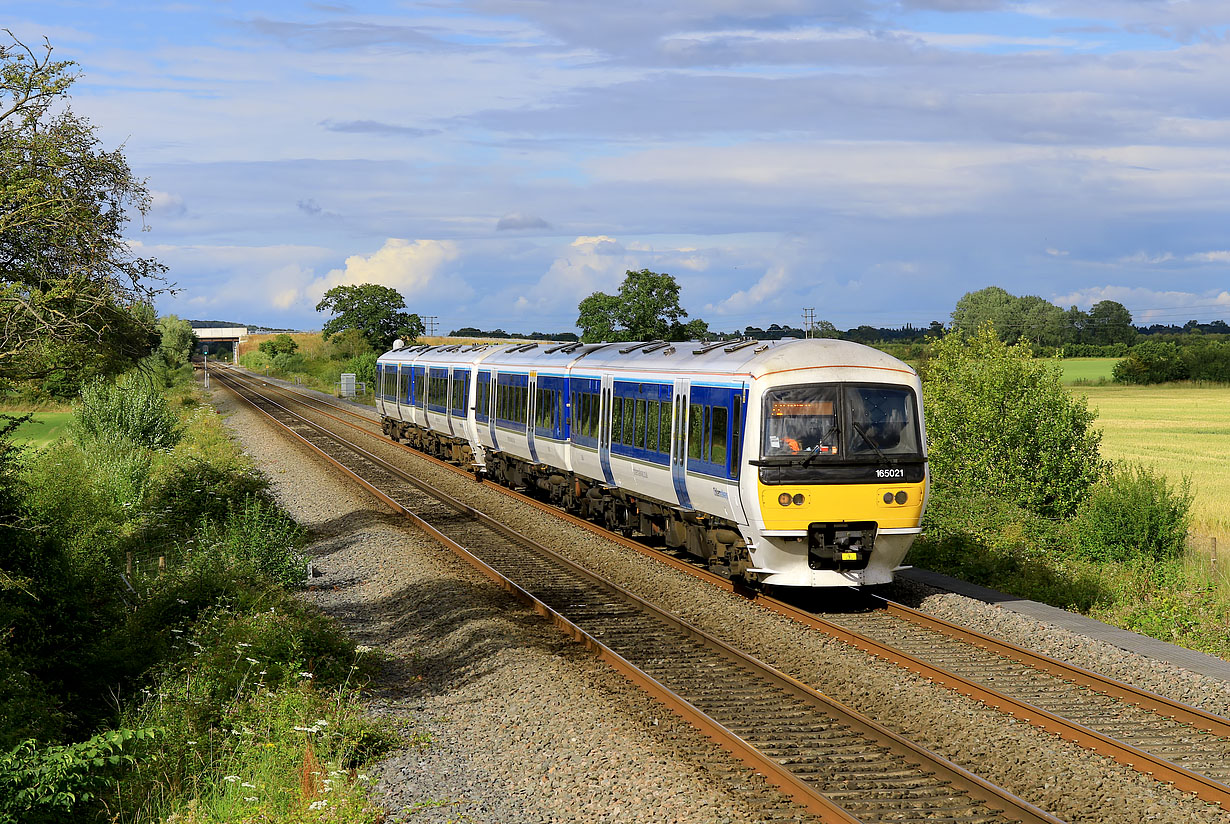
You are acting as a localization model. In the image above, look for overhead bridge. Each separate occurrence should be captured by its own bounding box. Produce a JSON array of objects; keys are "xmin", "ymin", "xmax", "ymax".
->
[{"xmin": 191, "ymin": 326, "xmax": 248, "ymax": 363}]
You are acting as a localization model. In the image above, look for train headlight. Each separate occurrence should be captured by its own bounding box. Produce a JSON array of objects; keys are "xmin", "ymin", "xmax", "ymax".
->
[
  {"xmin": 792, "ymin": 493, "xmax": 805, "ymax": 506},
  {"xmin": 883, "ymin": 492, "xmax": 894, "ymax": 504},
  {"xmin": 895, "ymin": 491, "xmax": 908, "ymax": 505},
  {"xmin": 778, "ymin": 492, "xmax": 792, "ymax": 506}
]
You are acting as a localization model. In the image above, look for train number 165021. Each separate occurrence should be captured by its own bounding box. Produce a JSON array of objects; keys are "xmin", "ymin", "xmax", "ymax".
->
[{"xmin": 875, "ymin": 468, "xmax": 905, "ymax": 478}]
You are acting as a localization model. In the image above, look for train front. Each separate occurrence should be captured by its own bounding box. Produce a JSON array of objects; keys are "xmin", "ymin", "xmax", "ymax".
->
[{"xmin": 741, "ymin": 343, "xmax": 928, "ymax": 587}]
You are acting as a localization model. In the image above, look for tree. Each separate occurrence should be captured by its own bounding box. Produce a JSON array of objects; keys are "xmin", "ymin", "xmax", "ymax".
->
[
  {"xmin": 0, "ymin": 32, "xmax": 166, "ymax": 384},
  {"xmin": 156, "ymin": 315, "xmax": 197, "ymax": 368},
  {"xmin": 314, "ymin": 283, "xmax": 423, "ymax": 351},
  {"xmin": 576, "ymin": 269, "xmax": 699, "ymax": 342},
  {"xmin": 1087, "ymin": 300, "xmax": 1135, "ymax": 345},
  {"xmin": 258, "ymin": 333, "xmax": 298, "ymax": 358},
  {"xmin": 921, "ymin": 325, "xmax": 1105, "ymax": 519},
  {"xmin": 950, "ymin": 286, "xmax": 1016, "ymax": 339}
]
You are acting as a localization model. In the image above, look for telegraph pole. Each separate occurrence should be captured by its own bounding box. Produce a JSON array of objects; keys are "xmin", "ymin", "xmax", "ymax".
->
[{"xmin": 802, "ymin": 308, "xmax": 817, "ymax": 338}]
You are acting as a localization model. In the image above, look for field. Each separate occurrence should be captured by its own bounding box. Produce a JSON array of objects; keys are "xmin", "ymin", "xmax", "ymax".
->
[
  {"xmin": 5, "ymin": 410, "xmax": 73, "ymax": 448},
  {"xmin": 1059, "ymin": 357, "xmax": 1119, "ymax": 385},
  {"xmin": 1077, "ymin": 383, "xmax": 1230, "ymax": 546}
]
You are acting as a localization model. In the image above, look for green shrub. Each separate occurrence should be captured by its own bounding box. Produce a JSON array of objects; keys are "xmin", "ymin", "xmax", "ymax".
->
[
  {"xmin": 922, "ymin": 326, "xmax": 1106, "ymax": 518},
  {"xmin": 342, "ymin": 351, "xmax": 377, "ymax": 387},
  {"xmin": 0, "ymin": 728, "xmax": 158, "ymax": 824},
  {"xmin": 72, "ymin": 377, "xmax": 182, "ymax": 450},
  {"xmin": 1068, "ymin": 463, "xmax": 1192, "ymax": 562},
  {"xmin": 194, "ymin": 497, "xmax": 307, "ymax": 588}
]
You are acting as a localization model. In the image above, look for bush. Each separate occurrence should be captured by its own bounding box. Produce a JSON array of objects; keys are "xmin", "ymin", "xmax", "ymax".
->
[
  {"xmin": 1113, "ymin": 341, "xmax": 1187, "ymax": 384},
  {"xmin": 921, "ymin": 326, "xmax": 1106, "ymax": 518},
  {"xmin": 1068, "ymin": 463, "xmax": 1192, "ymax": 563},
  {"xmin": 258, "ymin": 334, "xmax": 299, "ymax": 358},
  {"xmin": 194, "ymin": 496, "xmax": 307, "ymax": 588},
  {"xmin": 72, "ymin": 377, "xmax": 182, "ymax": 450},
  {"xmin": 342, "ymin": 351, "xmax": 377, "ymax": 387}
]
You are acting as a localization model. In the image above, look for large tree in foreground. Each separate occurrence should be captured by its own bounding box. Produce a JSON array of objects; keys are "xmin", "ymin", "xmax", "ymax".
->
[
  {"xmin": 315, "ymin": 283, "xmax": 424, "ymax": 351},
  {"xmin": 576, "ymin": 269, "xmax": 702, "ymax": 343},
  {"xmin": 0, "ymin": 31, "xmax": 165, "ymax": 385}
]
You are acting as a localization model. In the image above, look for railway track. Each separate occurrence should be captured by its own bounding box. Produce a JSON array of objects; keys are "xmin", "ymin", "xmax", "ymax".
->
[
  {"xmin": 209, "ymin": 364, "xmax": 1060, "ymax": 824},
  {"xmin": 210, "ymin": 364, "xmax": 1230, "ymax": 815}
]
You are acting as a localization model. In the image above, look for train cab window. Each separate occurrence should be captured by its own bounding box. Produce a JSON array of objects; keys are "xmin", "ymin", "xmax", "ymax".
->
[
  {"xmin": 710, "ymin": 406, "xmax": 728, "ymax": 466},
  {"xmin": 763, "ymin": 386, "xmax": 839, "ymax": 456},
  {"xmin": 845, "ymin": 385, "xmax": 921, "ymax": 457}
]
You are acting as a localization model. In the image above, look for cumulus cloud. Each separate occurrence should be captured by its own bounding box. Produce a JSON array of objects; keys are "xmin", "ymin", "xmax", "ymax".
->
[
  {"xmin": 496, "ymin": 212, "xmax": 551, "ymax": 230},
  {"xmin": 310, "ymin": 238, "xmax": 465, "ymax": 302},
  {"xmin": 1046, "ymin": 247, "xmax": 1069, "ymax": 257}
]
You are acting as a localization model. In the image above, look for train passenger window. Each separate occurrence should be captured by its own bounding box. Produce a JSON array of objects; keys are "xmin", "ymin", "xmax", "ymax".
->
[
  {"xmin": 661, "ymin": 402, "xmax": 672, "ymax": 454},
  {"xmin": 731, "ymin": 397, "xmax": 742, "ymax": 477},
  {"xmin": 622, "ymin": 399, "xmax": 634, "ymax": 445},
  {"xmin": 710, "ymin": 406, "xmax": 728, "ymax": 466},
  {"xmin": 646, "ymin": 400, "xmax": 659, "ymax": 452},
  {"xmin": 611, "ymin": 397, "xmax": 623, "ymax": 443},
  {"xmin": 688, "ymin": 404, "xmax": 703, "ymax": 459},
  {"xmin": 634, "ymin": 400, "xmax": 646, "ymax": 449}
]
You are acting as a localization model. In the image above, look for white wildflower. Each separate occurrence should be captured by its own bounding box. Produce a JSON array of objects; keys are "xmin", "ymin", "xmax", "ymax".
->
[
  {"xmin": 308, "ymin": 799, "xmax": 329, "ymax": 810},
  {"xmin": 223, "ymin": 775, "xmax": 240, "ymax": 783}
]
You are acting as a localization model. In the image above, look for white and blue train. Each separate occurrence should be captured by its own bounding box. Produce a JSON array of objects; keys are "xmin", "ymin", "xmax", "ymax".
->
[{"xmin": 376, "ymin": 337, "xmax": 928, "ymax": 588}]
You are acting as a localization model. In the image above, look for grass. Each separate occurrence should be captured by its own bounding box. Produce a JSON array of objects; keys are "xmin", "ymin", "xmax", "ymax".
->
[
  {"xmin": 1059, "ymin": 357, "xmax": 1119, "ymax": 385},
  {"xmin": 1077, "ymin": 383, "xmax": 1230, "ymax": 547},
  {"xmin": 6, "ymin": 411, "xmax": 74, "ymax": 448}
]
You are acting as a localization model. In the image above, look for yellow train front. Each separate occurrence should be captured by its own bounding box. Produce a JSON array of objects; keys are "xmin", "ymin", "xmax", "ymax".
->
[{"xmin": 737, "ymin": 341, "xmax": 928, "ymax": 587}]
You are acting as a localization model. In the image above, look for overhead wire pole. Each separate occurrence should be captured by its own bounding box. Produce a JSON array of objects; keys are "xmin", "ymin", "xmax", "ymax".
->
[
  {"xmin": 424, "ymin": 315, "xmax": 439, "ymax": 337},
  {"xmin": 802, "ymin": 308, "xmax": 816, "ymax": 339}
]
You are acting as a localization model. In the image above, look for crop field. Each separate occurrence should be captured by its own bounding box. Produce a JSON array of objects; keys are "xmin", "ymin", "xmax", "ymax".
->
[
  {"xmin": 6, "ymin": 411, "xmax": 73, "ymax": 449},
  {"xmin": 1060, "ymin": 357, "xmax": 1119, "ymax": 385},
  {"xmin": 1077, "ymin": 383, "xmax": 1230, "ymax": 546}
]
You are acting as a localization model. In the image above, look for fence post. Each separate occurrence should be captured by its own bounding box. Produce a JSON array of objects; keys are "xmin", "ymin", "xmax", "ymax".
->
[
  {"xmin": 158, "ymin": 556, "xmax": 166, "ymax": 574},
  {"xmin": 126, "ymin": 552, "xmax": 132, "ymax": 576}
]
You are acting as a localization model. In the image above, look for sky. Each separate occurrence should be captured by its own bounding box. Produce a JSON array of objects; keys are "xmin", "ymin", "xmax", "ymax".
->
[{"xmin": 8, "ymin": 1, "xmax": 1230, "ymax": 334}]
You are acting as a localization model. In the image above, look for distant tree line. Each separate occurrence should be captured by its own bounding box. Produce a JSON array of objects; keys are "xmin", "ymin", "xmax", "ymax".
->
[{"xmin": 449, "ymin": 327, "xmax": 579, "ymax": 342}]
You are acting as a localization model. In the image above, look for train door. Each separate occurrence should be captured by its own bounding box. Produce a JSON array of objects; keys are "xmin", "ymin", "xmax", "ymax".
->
[
  {"xmin": 671, "ymin": 379, "xmax": 693, "ymax": 509},
  {"xmin": 527, "ymin": 372, "xmax": 539, "ymax": 462},
  {"xmin": 598, "ymin": 374, "xmax": 614, "ymax": 485},
  {"xmin": 488, "ymin": 371, "xmax": 499, "ymax": 450}
]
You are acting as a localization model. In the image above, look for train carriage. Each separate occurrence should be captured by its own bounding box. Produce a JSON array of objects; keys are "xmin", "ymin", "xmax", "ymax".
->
[{"xmin": 377, "ymin": 337, "xmax": 928, "ymax": 589}]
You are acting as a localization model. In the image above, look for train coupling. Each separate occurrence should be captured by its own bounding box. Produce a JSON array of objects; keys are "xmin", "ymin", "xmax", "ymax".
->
[{"xmin": 807, "ymin": 522, "xmax": 876, "ymax": 571}]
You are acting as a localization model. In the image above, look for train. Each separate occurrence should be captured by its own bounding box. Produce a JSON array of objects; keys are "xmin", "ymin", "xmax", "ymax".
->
[{"xmin": 375, "ymin": 337, "xmax": 928, "ymax": 588}]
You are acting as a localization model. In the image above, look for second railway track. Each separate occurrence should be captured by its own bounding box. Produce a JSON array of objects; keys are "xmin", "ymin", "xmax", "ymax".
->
[{"xmin": 210, "ymin": 363, "xmax": 1230, "ymax": 820}]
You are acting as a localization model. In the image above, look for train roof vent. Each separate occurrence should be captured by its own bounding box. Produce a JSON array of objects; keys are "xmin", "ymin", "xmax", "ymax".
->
[
  {"xmin": 692, "ymin": 339, "xmax": 733, "ymax": 355},
  {"xmin": 617, "ymin": 340, "xmax": 665, "ymax": 354},
  {"xmin": 507, "ymin": 342, "xmax": 539, "ymax": 353},
  {"xmin": 723, "ymin": 339, "xmax": 760, "ymax": 354},
  {"xmin": 642, "ymin": 341, "xmax": 673, "ymax": 354}
]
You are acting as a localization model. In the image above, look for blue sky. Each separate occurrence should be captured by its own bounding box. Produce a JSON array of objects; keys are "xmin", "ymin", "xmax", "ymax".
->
[{"xmin": 9, "ymin": 0, "xmax": 1230, "ymax": 333}]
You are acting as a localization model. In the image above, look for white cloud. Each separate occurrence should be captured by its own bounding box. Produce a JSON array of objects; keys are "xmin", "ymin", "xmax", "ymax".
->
[
  {"xmin": 1046, "ymin": 247, "xmax": 1069, "ymax": 257},
  {"xmin": 511, "ymin": 236, "xmax": 637, "ymax": 315},
  {"xmin": 310, "ymin": 238, "xmax": 465, "ymax": 303},
  {"xmin": 1186, "ymin": 250, "xmax": 1230, "ymax": 263},
  {"xmin": 149, "ymin": 190, "xmax": 186, "ymax": 216},
  {"xmin": 1116, "ymin": 251, "xmax": 1175, "ymax": 265}
]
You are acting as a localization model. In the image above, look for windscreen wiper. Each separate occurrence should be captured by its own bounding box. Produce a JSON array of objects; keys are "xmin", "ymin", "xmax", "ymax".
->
[
  {"xmin": 801, "ymin": 423, "xmax": 840, "ymax": 467},
  {"xmin": 851, "ymin": 419, "xmax": 890, "ymax": 463}
]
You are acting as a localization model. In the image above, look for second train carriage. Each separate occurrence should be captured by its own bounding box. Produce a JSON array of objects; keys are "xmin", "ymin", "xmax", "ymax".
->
[{"xmin": 376, "ymin": 337, "xmax": 928, "ymax": 588}]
